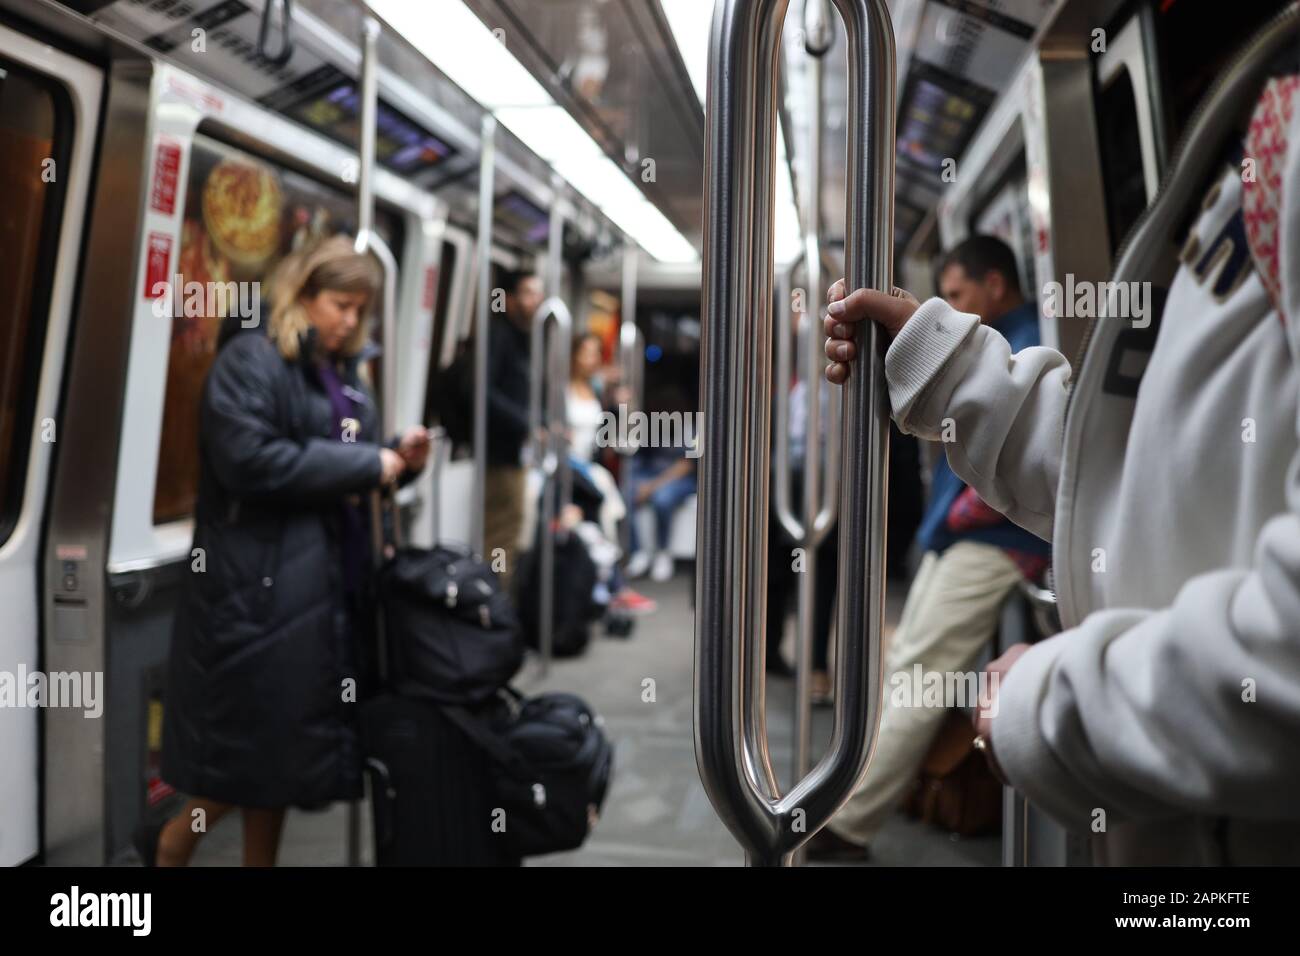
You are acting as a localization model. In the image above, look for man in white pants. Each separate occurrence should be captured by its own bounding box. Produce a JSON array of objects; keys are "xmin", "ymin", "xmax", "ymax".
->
[
  {"xmin": 822, "ymin": 59, "xmax": 1300, "ymax": 864},
  {"xmin": 808, "ymin": 237, "xmax": 1049, "ymax": 861}
]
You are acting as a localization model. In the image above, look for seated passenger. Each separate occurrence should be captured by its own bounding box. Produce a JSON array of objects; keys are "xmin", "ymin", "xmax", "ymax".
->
[
  {"xmin": 822, "ymin": 69, "xmax": 1300, "ymax": 865},
  {"xmin": 566, "ymin": 333, "xmax": 655, "ymax": 614},
  {"xmin": 624, "ymin": 444, "xmax": 697, "ymax": 583},
  {"xmin": 808, "ymin": 236, "xmax": 1048, "ymax": 861}
]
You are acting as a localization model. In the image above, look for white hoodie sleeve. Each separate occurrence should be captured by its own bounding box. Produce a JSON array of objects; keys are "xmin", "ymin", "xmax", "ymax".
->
[{"xmin": 884, "ymin": 298, "xmax": 1072, "ymax": 541}]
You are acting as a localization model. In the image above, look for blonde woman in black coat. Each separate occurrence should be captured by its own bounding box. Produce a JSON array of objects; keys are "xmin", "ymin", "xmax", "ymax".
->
[{"xmin": 145, "ymin": 235, "xmax": 428, "ymax": 866}]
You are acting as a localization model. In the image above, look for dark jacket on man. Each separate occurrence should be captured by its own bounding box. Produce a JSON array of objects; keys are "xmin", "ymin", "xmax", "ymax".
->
[{"xmin": 486, "ymin": 312, "xmax": 531, "ymax": 466}]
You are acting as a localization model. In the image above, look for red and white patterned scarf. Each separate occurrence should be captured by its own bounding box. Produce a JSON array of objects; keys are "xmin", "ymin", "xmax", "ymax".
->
[{"xmin": 1243, "ymin": 73, "xmax": 1298, "ymax": 324}]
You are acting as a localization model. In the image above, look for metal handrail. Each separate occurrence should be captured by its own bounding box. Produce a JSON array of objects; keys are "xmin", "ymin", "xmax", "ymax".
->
[
  {"xmin": 350, "ymin": 11, "xmax": 390, "ymax": 870},
  {"xmin": 353, "ymin": 16, "xmax": 397, "ymax": 443},
  {"xmin": 257, "ymin": 0, "xmax": 294, "ymax": 68},
  {"xmin": 618, "ymin": 240, "xmax": 644, "ymax": 447},
  {"xmin": 803, "ymin": 0, "xmax": 834, "ymax": 56},
  {"xmin": 471, "ymin": 115, "xmax": 496, "ymax": 558},
  {"xmin": 438, "ymin": 227, "xmax": 476, "ymax": 369},
  {"xmin": 696, "ymin": 0, "xmax": 895, "ymax": 866},
  {"xmin": 428, "ymin": 425, "xmax": 449, "ymax": 544},
  {"xmin": 527, "ymin": 296, "xmax": 574, "ymax": 674}
]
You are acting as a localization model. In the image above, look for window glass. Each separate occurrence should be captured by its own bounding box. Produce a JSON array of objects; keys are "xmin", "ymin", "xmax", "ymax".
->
[
  {"xmin": 1096, "ymin": 67, "xmax": 1149, "ymax": 252},
  {"xmin": 0, "ymin": 62, "xmax": 64, "ymax": 544},
  {"xmin": 423, "ymin": 239, "xmax": 459, "ymax": 426}
]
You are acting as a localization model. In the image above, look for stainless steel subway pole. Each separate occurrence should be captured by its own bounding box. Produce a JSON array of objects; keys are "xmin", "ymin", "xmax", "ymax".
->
[
  {"xmin": 350, "ymin": 13, "xmax": 397, "ymax": 868},
  {"xmin": 428, "ymin": 425, "xmax": 449, "ymax": 544},
  {"xmin": 617, "ymin": 239, "xmax": 643, "ymax": 556},
  {"xmin": 619, "ymin": 239, "xmax": 642, "ymax": 420},
  {"xmin": 546, "ymin": 184, "xmax": 572, "ymax": 518},
  {"xmin": 696, "ymin": 0, "xmax": 895, "ymax": 867},
  {"xmin": 471, "ymin": 115, "xmax": 496, "ymax": 558},
  {"xmin": 528, "ymin": 297, "xmax": 573, "ymax": 676},
  {"xmin": 793, "ymin": 0, "xmax": 839, "ymax": 794},
  {"xmin": 523, "ymin": 188, "xmax": 571, "ymax": 674}
]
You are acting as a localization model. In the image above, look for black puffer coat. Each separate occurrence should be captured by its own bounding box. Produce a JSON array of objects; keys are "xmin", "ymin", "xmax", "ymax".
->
[{"xmin": 161, "ymin": 318, "xmax": 389, "ymax": 808}]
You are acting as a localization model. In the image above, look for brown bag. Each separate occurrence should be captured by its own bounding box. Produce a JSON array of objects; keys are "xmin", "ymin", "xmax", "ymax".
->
[{"xmin": 901, "ymin": 710, "xmax": 1002, "ymax": 837}]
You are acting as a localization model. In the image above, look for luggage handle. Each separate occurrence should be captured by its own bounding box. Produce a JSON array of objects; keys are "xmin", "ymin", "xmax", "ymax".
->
[{"xmin": 364, "ymin": 757, "xmax": 396, "ymax": 851}]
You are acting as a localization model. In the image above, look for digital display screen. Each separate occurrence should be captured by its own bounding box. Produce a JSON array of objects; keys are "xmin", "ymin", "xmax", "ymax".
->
[
  {"xmin": 495, "ymin": 188, "xmax": 551, "ymax": 244},
  {"xmin": 282, "ymin": 78, "xmax": 455, "ymax": 175},
  {"xmin": 897, "ymin": 77, "xmax": 981, "ymax": 171}
]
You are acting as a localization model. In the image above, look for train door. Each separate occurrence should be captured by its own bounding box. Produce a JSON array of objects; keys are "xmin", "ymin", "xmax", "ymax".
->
[
  {"xmin": 46, "ymin": 62, "xmax": 442, "ymax": 863},
  {"xmin": 0, "ymin": 23, "xmax": 102, "ymax": 867}
]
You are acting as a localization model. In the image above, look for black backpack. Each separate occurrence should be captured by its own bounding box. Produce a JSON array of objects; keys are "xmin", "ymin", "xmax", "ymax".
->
[
  {"xmin": 442, "ymin": 689, "xmax": 613, "ymax": 858},
  {"xmin": 378, "ymin": 545, "xmax": 523, "ymax": 705},
  {"xmin": 514, "ymin": 528, "xmax": 601, "ymax": 657}
]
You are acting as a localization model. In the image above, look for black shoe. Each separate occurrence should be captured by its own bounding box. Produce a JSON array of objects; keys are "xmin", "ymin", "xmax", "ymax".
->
[
  {"xmin": 804, "ymin": 826, "xmax": 870, "ymax": 863},
  {"xmin": 132, "ymin": 820, "xmax": 163, "ymax": 868}
]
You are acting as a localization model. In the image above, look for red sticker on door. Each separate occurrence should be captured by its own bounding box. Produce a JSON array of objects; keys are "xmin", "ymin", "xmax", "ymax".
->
[
  {"xmin": 144, "ymin": 232, "xmax": 173, "ymax": 300},
  {"xmin": 150, "ymin": 138, "xmax": 182, "ymax": 215},
  {"xmin": 423, "ymin": 265, "xmax": 438, "ymax": 312}
]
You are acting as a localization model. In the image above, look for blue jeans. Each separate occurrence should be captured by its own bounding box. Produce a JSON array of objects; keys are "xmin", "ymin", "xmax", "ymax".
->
[{"xmin": 627, "ymin": 457, "xmax": 696, "ymax": 553}]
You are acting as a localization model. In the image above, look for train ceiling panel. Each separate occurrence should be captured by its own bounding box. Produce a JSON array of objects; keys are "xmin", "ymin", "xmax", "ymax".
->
[
  {"xmin": 461, "ymin": 0, "xmax": 706, "ymax": 251},
  {"xmin": 784, "ymin": 0, "xmax": 1063, "ymax": 260},
  {"xmin": 53, "ymin": 0, "xmax": 618, "ymax": 251}
]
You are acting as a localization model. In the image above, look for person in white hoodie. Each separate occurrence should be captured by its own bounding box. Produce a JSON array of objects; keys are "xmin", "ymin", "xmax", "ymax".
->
[{"xmin": 824, "ymin": 37, "xmax": 1300, "ymax": 865}]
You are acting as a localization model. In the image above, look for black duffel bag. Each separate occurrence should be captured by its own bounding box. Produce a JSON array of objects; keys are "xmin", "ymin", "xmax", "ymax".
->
[
  {"xmin": 515, "ymin": 529, "xmax": 601, "ymax": 657},
  {"xmin": 442, "ymin": 689, "xmax": 614, "ymax": 858},
  {"xmin": 379, "ymin": 546, "xmax": 523, "ymax": 705}
]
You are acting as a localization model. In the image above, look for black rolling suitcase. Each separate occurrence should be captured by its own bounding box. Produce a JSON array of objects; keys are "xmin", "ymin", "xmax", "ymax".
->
[{"xmin": 360, "ymin": 693, "xmax": 520, "ymax": 866}]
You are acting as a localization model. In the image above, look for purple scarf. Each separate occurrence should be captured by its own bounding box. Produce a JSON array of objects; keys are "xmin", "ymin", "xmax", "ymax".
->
[{"xmin": 317, "ymin": 358, "xmax": 369, "ymax": 597}]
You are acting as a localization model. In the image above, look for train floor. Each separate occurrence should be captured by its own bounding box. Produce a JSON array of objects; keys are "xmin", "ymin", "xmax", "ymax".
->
[{"xmin": 156, "ymin": 572, "xmax": 1000, "ymax": 867}]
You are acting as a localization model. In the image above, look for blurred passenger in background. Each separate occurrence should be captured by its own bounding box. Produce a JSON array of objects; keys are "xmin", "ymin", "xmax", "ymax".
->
[
  {"xmin": 567, "ymin": 332, "xmax": 655, "ymax": 614},
  {"xmin": 624, "ymin": 444, "xmax": 696, "ymax": 583},
  {"xmin": 484, "ymin": 269, "xmax": 543, "ymax": 590}
]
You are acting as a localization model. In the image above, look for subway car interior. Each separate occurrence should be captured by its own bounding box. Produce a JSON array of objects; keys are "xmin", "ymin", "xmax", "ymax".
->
[{"xmin": 0, "ymin": 0, "xmax": 1298, "ymax": 880}]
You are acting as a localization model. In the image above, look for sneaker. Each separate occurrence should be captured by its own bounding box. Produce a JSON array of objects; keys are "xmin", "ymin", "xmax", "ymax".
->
[
  {"xmin": 625, "ymin": 551, "xmax": 653, "ymax": 578},
  {"xmin": 650, "ymin": 551, "xmax": 674, "ymax": 582},
  {"xmin": 611, "ymin": 589, "xmax": 658, "ymax": 615}
]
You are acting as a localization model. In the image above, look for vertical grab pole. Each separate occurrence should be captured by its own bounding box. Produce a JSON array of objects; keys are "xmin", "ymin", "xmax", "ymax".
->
[
  {"xmin": 617, "ymin": 242, "xmax": 642, "ymax": 557},
  {"xmin": 351, "ymin": 13, "xmax": 391, "ymax": 868},
  {"xmin": 695, "ymin": 0, "xmax": 895, "ymax": 867},
  {"xmin": 472, "ymin": 115, "xmax": 496, "ymax": 558},
  {"xmin": 529, "ymin": 297, "xmax": 573, "ymax": 676},
  {"xmin": 619, "ymin": 240, "xmax": 641, "ymax": 418},
  {"xmin": 528, "ymin": 188, "xmax": 569, "ymax": 675},
  {"xmin": 793, "ymin": 0, "xmax": 837, "ymax": 796}
]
